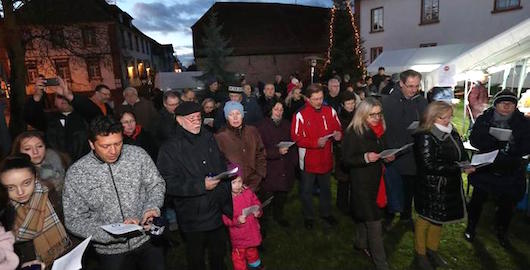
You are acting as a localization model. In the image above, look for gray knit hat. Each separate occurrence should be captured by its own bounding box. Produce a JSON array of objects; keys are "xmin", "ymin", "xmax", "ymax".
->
[
  {"xmin": 493, "ymin": 90, "xmax": 518, "ymax": 106},
  {"xmin": 223, "ymin": 101, "xmax": 244, "ymax": 119}
]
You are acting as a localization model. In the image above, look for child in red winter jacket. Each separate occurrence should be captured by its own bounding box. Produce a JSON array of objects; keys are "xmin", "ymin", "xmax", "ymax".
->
[{"xmin": 222, "ymin": 167, "xmax": 264, "ymax": 270}]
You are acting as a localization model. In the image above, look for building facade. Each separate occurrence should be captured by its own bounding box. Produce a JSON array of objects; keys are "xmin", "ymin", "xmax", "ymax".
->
[
  {"xmin": 0, "ymin": 0, "xmax": 178, "ymax": 94},
  {"xmin": 192, "ymin": 2, "xmax": 330, "ymax": 84},
  {"xmin": 357, "ymin": 0, "xmax": 529, "ymax": 64}
]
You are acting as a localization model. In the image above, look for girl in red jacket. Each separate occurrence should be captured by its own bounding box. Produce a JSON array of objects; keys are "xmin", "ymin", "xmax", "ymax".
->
[{"xmin": 222, "ymin": 164, "xmax": 264, "ymax": 270}]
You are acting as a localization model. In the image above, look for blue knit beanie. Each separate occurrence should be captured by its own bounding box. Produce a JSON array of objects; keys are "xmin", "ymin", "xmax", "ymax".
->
[{"xmin": 223, "ymin": 101, "xmax": 244, "ymax": 119}]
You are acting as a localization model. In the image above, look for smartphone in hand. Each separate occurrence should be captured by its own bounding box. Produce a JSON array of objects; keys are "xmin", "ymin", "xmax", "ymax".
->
[{"xmin": 44, "ymin": 77, "xmax": 60, "ymax": 86}]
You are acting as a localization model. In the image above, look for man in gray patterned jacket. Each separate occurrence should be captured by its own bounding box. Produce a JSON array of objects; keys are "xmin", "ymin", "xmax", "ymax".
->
[{"xmin": 63, "ymin": 116, "xmax": 166, "ymax": 270}]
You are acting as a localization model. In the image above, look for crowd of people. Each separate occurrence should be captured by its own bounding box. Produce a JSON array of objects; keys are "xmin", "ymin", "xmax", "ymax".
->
[{"xmin": 0, "ymin": 68, "xmax": 528, "ymax": 270}]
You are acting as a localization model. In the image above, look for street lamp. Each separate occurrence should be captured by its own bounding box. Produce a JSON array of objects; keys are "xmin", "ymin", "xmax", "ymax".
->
[{"xmin": 304, "ymin": 56, "xmax": 324, "ymax": 84}]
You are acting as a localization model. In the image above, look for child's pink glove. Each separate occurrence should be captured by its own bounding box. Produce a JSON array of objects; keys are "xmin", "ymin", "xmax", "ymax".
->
[{"xmin": 238, "ymin": 215, "xmax": 246, "ymax": 224}]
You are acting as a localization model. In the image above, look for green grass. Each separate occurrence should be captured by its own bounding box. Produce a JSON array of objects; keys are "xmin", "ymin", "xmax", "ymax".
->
[{"xmin": 92, "ymin": 99, "xmax": 530, "ymax": 270}]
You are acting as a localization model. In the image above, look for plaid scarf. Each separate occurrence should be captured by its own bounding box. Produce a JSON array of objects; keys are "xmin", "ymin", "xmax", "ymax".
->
[{"xmin": 13, "ymin": 181, "xmax": 70, "ymax": 265}]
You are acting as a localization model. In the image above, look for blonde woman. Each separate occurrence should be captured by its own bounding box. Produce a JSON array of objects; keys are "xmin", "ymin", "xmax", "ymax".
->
[
  {"xmin": 342, "ymin": 98, "xmax": 394, "ymax": 270},
  {"xmin": 412, "ymin": 101, "xmax": 474, "ymax": 270}
]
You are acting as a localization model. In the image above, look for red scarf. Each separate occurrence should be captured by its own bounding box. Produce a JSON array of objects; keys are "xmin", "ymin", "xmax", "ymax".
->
[
  {"xmin": 129, "ymin": 125, "xmax": 142, "ymax": 140},
  {"xmin": 369, "ymin": 121, "xmax": 387, "ymax": 208}
]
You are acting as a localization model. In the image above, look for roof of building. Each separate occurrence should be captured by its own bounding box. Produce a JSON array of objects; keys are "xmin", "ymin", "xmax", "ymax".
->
[
  {"xmin": 15, "ymin": 0, "xmax": 116, "ymax": 24},
  {"xmin": 192, "ymin": 2, "xmax": 330, "ymax": 57}
]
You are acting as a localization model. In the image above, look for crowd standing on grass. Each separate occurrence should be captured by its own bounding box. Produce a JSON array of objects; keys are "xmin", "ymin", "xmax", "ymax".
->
[{"xmin": 0, "ymin": 67, "xmax": 529, "ymax": 270}]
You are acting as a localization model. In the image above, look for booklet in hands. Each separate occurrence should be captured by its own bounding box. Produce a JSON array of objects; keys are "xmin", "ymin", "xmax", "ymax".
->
[
  {"xmin": 378, "ymin": 143, "xmax": 414, "ymax": 159},
  {"xmin": 459, "ymin": 150, "xmax": 499, "ymax": 168},
  {"xmin": 211, "ymin": 166, "xmax": 239, "ymax": 180},
  {"xmin": 100, "ymin": 223, "xmax": 143, "ymax": 235},
  {"xmin": 52, "ymin": 236, "xmax": 92, "ymax": 270},
  {"xmin": 489, "ymin": 127, "xmax": 512, "ymax": 141}
]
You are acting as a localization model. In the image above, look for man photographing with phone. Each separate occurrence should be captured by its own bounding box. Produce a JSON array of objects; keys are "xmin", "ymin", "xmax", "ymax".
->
[{"xmin": 24, "ymin": 76, "xmax": 90, "ymax": 162}]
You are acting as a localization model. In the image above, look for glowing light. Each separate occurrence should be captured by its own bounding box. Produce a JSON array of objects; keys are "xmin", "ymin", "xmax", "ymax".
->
[{"xmin": 322, "ymin": 1, "xmax": 365, "ymax": 77}]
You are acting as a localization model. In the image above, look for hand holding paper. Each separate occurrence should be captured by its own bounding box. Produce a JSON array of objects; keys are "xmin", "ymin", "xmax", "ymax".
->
[
  {"xmin": 51, "ymin": 236, "xmax": 91, "ymax": 270},
  {"xmin": 101, "ymin": 223, "xmax": 143, "ymax": 235}
]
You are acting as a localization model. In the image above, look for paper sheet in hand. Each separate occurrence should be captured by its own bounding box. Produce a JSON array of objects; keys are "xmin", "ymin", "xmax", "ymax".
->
[
  {"xmin": 242, "ymin": 205, "xmax": 260, "ymax": 217},
  {"xmin": 51, "ymin": 236, "xmax": 91, "ymax": 270},
  {"xmin": 470, "ymin": 150, "xmax": 499, "ymax": 168},
  {"xmin": 100, "ymin": 223, "xmax": 143, "ymax": 235},
  {"xmin": 378, "ymin": 143, "xmax": 414, "ymax": 158},
  {"xmin": 212, "ymin": 167, "xmax": 239, "ymax": 180},
  {"xmin": 203, "ymin": 118, "xmax": 214, "ymax": 125},
  {"xmin": 407, "ymin": 121, "xmax": 419, "ymax": 130},
  {"xmin": 277, "ymin": 141, "xmax": 295, "ymax": 148},
  {"xmin": 489, "ymin": 127, "xmax": 512, "ymax": 141}
]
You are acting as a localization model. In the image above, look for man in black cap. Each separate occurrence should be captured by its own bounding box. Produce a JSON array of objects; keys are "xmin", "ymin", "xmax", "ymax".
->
[
  {"xmin": 465, "ymin": 90, "xmax": 530, "ymax": 248},
  {"xmin": 213, "ymin": 86, "xmax": 263, "ymax": 130},
  {"xmin": 157, "ymin": 101, "xmax": 233, "ymax": 270}
]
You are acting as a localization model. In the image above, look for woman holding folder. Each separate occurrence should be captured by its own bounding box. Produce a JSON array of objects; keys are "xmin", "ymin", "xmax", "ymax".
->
[
  {"xmin": 342, "ymin": 98, "xmax": 395, "ymax": 270},
  {"xmin": 412, "ymin": 101, "xmax": 474, "ymax": 270},
  {"xmin": 257, "ymin": 100, "xmax": 297, "ymax": 227}
]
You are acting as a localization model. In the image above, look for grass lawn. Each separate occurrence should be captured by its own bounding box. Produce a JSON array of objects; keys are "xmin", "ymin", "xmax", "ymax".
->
[{"xmin": 161, "ymin": 101, "xmax": 530, "ymax": 269}]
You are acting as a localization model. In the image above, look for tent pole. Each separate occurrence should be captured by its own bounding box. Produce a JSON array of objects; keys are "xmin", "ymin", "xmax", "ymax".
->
[
  {"xmin": 463, "ymin": 78, "xmax": 469, "ymax": 135},
  {"xmin": 487, "ymin": 75, "xmax": 492, "ymax": 97},
  {"xmin": 502, "ymin": 65, "xmax": 511, "ymax": 90},
  {"xmin": 517, "ymin": 58, "xmax": 529, "ymax": 98}
]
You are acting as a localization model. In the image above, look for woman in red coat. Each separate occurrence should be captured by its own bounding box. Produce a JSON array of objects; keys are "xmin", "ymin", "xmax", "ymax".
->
[{"xmin": 257, "ymin": 101, "xmax": 298, "ymax": 227}]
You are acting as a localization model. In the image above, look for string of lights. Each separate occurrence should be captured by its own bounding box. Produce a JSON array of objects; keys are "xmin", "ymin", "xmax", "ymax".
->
[{"xmin": 322, "ymin": 0, "xmax": 365, "ymax": 76}]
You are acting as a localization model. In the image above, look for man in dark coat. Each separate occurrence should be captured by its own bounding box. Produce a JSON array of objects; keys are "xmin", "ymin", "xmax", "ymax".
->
[
  {"xmin": 325, "ymin": 78, "xmax": 342, "ymax": 112},
  {"xmin": 157, "ymin": 101, "xmax": 232, "ymax": 270},
  {"xmin": 25, "ymin": 77, "xmax": 89, "ymax": 162},
  {"xmin": 465, "ymin": 90, "xmax": 530, "ymax": 248},
  {"xmin": 155, "ymin": 91, "xmax": 180, "ymax": 144},
  {"xmin": 115, "ymin": 87, "xmax": 159, "ymax": 133},
  {"xmin": 258, "ymin": 84, "xmax": 278, "ymax": 115},
  {"xmin": 382, "ymin": 69, "xmax": 428, "ymax": 223}
]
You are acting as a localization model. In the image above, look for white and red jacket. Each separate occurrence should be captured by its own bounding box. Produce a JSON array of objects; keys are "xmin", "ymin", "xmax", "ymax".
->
[{"xmin": 291, "ymin": 103, "xmax": 342, "ymax": 174}]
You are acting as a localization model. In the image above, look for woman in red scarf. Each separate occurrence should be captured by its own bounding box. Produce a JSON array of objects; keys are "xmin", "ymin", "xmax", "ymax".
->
[
  {"xmin": 342, "ymin": 98, "xmax": 395, "ymax": 270},
  {"xmin": 119, "ymin": 111, "xmax": 157, "ymax": 160}
]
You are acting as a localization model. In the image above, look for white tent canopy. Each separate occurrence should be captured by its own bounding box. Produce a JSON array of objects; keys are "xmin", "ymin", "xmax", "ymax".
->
[
  {"xmin": 367, "ymin": 43, "xmax": 476, "ymax": 75},
  {"xmin": 368, "ymin": 18, "xmax": 530, "ymax": 92},
  {"xmin": 154, "ymin": 71, "xmax": 205, "ymax": 92}
]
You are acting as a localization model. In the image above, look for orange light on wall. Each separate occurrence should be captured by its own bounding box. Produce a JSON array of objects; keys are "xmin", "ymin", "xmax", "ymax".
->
[{"xmin": 127, "ymin": 66, "xmax": 134, "ymax": 78}]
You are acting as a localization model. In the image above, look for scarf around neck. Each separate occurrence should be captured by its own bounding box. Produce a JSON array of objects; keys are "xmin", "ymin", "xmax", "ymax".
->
[
  {"xmin": 13, "ymin": 181, "xmax": 70, "ymax": 265},
  {"xmin": 369, "ymin": 121, "xmax": 385, "ymax": 138},
  {"xmin": 434, "ymin": 123, "xmax": 453, "ymax": 134}
]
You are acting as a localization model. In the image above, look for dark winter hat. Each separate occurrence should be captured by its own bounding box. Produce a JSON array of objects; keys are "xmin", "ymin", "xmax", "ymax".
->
[
  {"xmin": 175, "ymin": 101, "xmax": 201, "ymax": 116},
  {"xmin": 493, "ymin": 90, "xmax": 518, "ymax": 106},
  {"xmin": 205, "ymin": 75, "xmax": 217, "ymax": 86}
]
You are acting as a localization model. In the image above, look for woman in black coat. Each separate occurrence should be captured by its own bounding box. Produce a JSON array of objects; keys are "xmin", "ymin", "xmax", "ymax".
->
[
  {"xmin": 119, "ymin": 111, "xmax": 157, "ymax": 160},
  {"xmin": 465, "ymin": 90, "xmax": 530, "ymax": 248},
  {"xmin": 412, "ymin": 101, "xmax": 474, "ymax": 270},
  {"xmin": 256, "ymin": 100, "xmax": 297, "ymax": 227},
  {"xmin": 342, "ymin": 98, "xmax": 394, "ymax": 270}
]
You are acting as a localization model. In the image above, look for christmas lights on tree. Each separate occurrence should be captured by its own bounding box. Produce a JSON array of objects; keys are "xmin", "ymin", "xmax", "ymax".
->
[{"xmin": 322, "ymin": 0, "xmax": 365, "ymax": 81}]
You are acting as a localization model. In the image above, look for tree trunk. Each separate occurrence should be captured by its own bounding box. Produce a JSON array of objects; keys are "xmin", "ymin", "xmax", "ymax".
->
[{"xmin": 2, "ymin": 0, "xmax": 28, "ymax": 137}]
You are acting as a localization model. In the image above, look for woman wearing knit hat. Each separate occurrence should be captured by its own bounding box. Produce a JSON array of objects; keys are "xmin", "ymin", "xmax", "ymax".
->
[
  {"xmin": 465, "ymin": 90, "xmax": 530, "ymax": 248},
  {"xmin": 215, "ymin": 101, "xmax": 267, "ymax": 193}
]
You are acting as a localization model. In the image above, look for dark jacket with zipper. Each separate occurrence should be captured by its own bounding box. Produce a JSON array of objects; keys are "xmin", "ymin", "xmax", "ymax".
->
[
  {"xmin": 157, "ymin": 124, "xmax": 233, "ymax": 233},
  {"xmin": 468, "ymin": 107, "xmax": 530, "ymax": 200},
  {"xmin": 63, "ymin": 145, "xmax": 166, "ymax": 255},
  {"xmin": 342, "ymin": 126, "xmax": 386, "ymax": 222},
  {"xmin": 382, "ymin": 85, "xmax": 428, "ymax": 175},
  {"xmin": 413, "ymin": 126, "xmax": 468, "ymax": 223}
]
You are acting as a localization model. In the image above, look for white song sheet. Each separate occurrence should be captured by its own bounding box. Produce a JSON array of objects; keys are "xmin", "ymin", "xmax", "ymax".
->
[{"xmin": 52, "ymin": 236, "xmax": 92, "ymax": 270}]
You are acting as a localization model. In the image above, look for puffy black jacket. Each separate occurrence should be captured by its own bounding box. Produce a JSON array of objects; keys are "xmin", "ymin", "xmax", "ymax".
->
[
  {"xmin": 413, "ymin": 127, "xmax": 468, "ymax": 223},
  {"xmin": 156, "ymin": 124, "xmax": 232, "ymax": 232},
  {"xmin": 468, "ymin": 108, "xmax": 530, "ymax": 200}
]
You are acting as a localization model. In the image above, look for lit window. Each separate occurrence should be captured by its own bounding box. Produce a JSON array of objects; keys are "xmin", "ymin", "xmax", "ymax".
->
[
  {"xmin": 421, "ymin": 0, "xmax": 439, "ymax": 24},
  {"xmin": 371, "ymin": 7, "xmax": 383, "ymax": 32}
]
